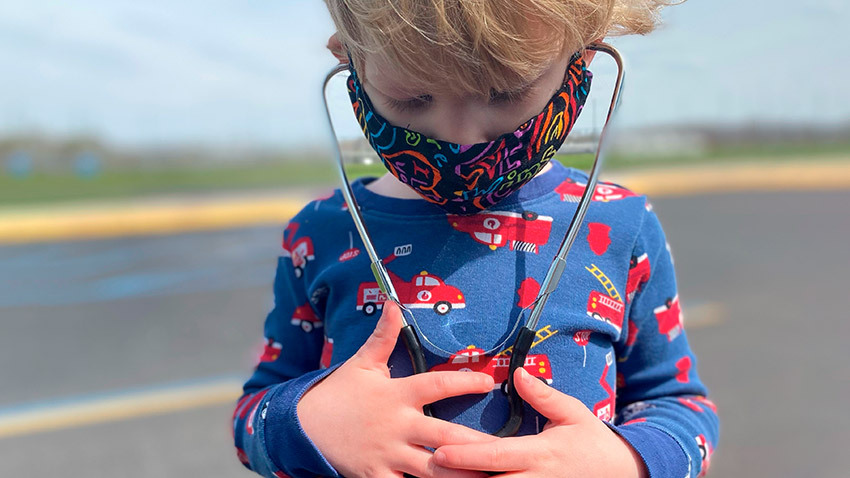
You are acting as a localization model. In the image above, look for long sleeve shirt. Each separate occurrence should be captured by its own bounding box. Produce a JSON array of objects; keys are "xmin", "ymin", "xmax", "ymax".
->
[{"xmin": 232, "ymin": 160, "xmax": 720, "ymax": 478}]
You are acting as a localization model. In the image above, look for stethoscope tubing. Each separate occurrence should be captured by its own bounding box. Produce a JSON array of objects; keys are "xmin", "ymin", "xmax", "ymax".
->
[{"xmin": 322, "ymin": 42, "xmax": 626, "ymax": 435}]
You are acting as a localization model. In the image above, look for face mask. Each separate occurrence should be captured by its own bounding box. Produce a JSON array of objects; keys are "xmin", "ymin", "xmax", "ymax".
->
[{"xmin": 346, "ymin": 53, "xmax": 592, "ymax": 215}]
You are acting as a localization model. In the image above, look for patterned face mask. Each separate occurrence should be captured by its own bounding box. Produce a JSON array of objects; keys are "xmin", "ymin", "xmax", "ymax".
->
[{"xmin": 346, "ymin": 53, "xmax": 592, "ymax": 215}]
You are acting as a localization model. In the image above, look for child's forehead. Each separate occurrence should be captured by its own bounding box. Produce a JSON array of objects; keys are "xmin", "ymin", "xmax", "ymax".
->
[{"xmin": 359, "ymin": 49, "xmax": 561, "ymax": 97}]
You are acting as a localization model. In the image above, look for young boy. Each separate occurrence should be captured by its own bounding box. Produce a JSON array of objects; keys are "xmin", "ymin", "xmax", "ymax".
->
[{"xmin": 233, "ymin": 1, "xmax": 719, "ymax": 477}]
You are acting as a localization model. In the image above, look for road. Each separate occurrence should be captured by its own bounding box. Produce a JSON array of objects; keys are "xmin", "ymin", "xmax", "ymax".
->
[{"xmin": 1, "ymin": 190, "xmax": 848, "ymax": 477}]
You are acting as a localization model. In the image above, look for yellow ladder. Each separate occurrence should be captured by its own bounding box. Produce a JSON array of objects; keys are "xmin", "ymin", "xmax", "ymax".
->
[
  {"xmin": 500, "ymin": 325, "xmax": 559, "ymax": 356},
  {"xmin": 585, "ymin": 264, "xmax": 622, "ymax": 302}
]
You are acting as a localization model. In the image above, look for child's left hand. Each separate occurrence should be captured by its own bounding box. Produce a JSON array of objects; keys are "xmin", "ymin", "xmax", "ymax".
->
[{"xmin": 431, "ymin": 368, "xmax": 647, "ymax": 478}]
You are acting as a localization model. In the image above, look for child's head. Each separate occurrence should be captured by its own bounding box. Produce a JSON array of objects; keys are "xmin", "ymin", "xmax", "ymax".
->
[
  {"xmin": 324, "ymin": 0, "xmax": 674, "ymax": 213},
  {"xmin": 325, "ymin": 0, "xmax": 669, "ymax": 99}
]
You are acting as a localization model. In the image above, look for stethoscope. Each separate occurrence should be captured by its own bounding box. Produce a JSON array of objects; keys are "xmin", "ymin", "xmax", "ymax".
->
[{"xmin": 322, "ymin": 42, "xmax": 625, "ymax": 438}]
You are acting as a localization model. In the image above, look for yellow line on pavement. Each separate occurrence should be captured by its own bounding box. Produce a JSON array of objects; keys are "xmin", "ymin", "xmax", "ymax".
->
[
  {"xmin": 610, "ymin": 158, "xmax": 850, "ymax": 197},
  {"xmin": 0, "ymin": 380, "xmax": 243, "ymax": 439},
  {"xmin": 0, "ymin": 197, "xmax": 304, "ymax": 245},
  {"xmin": 1, "ymin": 158, "xmax": 848, "ymax": 244}
]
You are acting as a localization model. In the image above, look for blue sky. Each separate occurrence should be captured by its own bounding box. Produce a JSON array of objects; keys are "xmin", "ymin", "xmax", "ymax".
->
[{"xmin": 0, "ymin": 0, "xmax": 847, "ymax": 148}]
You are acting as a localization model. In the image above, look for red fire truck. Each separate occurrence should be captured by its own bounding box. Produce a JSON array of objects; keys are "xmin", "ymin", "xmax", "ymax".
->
[
  {"xmin": 356, "ymin": 270, "xmax": 465, "ymax": 316},
  {"xmin": 654, "ymin": 295, "xmax": 683, "ymax": 341},
  {"xmin": 448, "ymin": 210, "xmax": 553, "ymax": 254},
  {"xmin": 555, "ymin": 177, "xmax": 638, "ymax": 203},
  {"xmin": 281, "ymin": 222, "xmax": 315, "ymax": 278},
  {"xmin": 320, "ymin": 337, "xmax": 334, "ymax": 369},
  {"xmin": 586, "ymin": 290, "xmax": 625, "ymax": 333},
  {"xmin": 675, "ymin": 356, "xmax": 692, "ymax": 383},
  {"xmin": 695, "ymin": 434, "xmax": 713, "ymax": 477},
  {"xmin": 593, "ymin": 351, "xmax": 615, "ymax": 422},
  {"xmin": 677, "ymin": 396, "xmax": 716, "ymax": 414},
  {"xmin": 430, "ymin": 346, "xmax": 553, "ymax": 394},
  {"xmin": 290, "ymin": 302, "xmax": 323, "ymax": 332},
  {"xmin": 626, "ymin": 253, "xmax": 650, "ymax": 303},
  {"xmin": 234, "ymin": 389, "xmax": 269, "ymax": 436},
  {"xmin": 259, "ymin": 338, "xmax": 282, "ymax": 363}
]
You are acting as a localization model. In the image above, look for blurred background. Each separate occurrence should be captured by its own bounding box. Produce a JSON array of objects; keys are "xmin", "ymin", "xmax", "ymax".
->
[{"xmin": 0, "ymin": 0, "xmax": 848, "ymax": 477}]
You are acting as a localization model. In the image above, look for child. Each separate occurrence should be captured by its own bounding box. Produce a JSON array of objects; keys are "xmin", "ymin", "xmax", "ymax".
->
[{"xmin": 233, "ymin": 1, "xmax": 719, "ymax": 477}]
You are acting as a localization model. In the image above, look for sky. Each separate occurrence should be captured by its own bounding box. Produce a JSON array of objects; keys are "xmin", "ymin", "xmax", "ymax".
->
[{"xmin": 0, "ymin": 0, "xmax": 847, "ymax": 149}]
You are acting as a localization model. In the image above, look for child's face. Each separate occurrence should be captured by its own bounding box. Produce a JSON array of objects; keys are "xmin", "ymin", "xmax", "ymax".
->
[
  {"xmin": 361, "ymin": 49, "xmax": 574, "ymax": 145},
  {"xmin": 329, "ymin": 34, "xmax": 596, "ymax": 146}
]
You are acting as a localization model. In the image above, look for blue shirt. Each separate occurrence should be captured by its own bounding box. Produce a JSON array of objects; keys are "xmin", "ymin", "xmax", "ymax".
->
[{"xmin": 233, "ymin": 160, "xmax": 719, "ymax": 477}]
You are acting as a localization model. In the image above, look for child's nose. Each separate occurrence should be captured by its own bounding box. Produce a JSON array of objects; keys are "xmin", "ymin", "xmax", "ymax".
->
[{"xmin": 424, "ymin": 104, "xmax": 498, "ymax": 146}]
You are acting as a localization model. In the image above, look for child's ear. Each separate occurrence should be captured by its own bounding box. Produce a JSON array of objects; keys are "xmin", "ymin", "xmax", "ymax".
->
[
  {"xmin": 327, "ymin": 33, "xmax": 348, "ymax": 64},
  {"xmin": 582, "ymin": 38, "xmax": 607, "ymax": 65}
]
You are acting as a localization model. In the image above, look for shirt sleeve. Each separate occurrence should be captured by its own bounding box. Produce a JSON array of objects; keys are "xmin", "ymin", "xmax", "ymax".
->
[
  {"xmin": 232, "ymin": 218, "xmax": 342, "ymax": 478},
  {"xmin": 611, "ymin": 206, "xmax": 720, "ymax": 478}
]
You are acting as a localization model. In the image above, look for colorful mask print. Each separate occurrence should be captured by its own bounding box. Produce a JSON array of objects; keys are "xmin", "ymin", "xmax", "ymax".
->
[{"xmin": 346, "ymin": 53, "xmax": 592, "ymax": 214}]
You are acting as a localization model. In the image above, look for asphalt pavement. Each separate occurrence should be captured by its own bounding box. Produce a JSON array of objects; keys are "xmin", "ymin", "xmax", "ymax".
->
[{"xmin": 0, "ymin": 189, "xmax": 848, "ymax": 477}]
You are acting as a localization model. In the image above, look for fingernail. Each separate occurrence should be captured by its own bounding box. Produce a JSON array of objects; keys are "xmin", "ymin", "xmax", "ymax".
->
[
  {"xmin": 518, "ymin": 367, "xmax": 530, "ymax": 384},
  {"xmin": 433, "ymin": 450, "xmax": 446, "ymax": 465}
]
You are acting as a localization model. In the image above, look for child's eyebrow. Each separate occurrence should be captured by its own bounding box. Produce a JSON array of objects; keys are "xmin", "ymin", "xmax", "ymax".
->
[
  {"xmin": 364, "ymin": 66, "xmax": 549, "ymax": 100},
  {"xmin": 362, "ymin": 77, "xmax": 424, "ymax": 100}
]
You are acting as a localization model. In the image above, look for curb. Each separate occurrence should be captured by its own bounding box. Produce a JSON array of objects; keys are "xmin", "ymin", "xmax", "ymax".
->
[{"xmin": 1, "ymin": 158, "xmax": 848, "ymax": 245}]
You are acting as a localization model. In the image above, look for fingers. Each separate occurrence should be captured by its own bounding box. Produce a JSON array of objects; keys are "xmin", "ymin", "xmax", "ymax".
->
[
  {"xmin": 399, "ymin": 446, "xmax": 491, "ymax": 478},
  {"xmin": 513, "ymin": 368, "xmax": 584, "ymax": 425},
  {"xmin": 355, "ymin": 300, "xmax": 403, "ymax": 367},
  {"xmin": 402, "ymin": 371, "xmax": 494, "ymax": 406},
  {"xmin": 433, "ymin": 437, "xmax": 535, "ymax": 472},
  {"xmin": 409, "ymin": 416, "xmax": 499, "ymax": 449}
]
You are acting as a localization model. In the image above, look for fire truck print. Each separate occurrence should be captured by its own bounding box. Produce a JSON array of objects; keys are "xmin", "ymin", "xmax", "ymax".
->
[
  {"xmin": 356, "ymin": 270, "xmax": 465, "ymax": 316},
  {"xmin": 654, "ymin": 295, "xmax": 683, "ymax": 341},
  {"xmin": 449, "ymin": 210, "xmax": 552, "ymax": 253},
  {"xmin": 555, "ymin": 177, "xmax": 638, "ymax": 203},
  {"xmin": 281, "ymin": 222, "xmax": 315, "ymax": 278},
  {"xmin": 695, "ymin": 434, "xmax": 713, "ymax": 477},
  {"xmin": 619, "ymin": 401, "xmax": 654, "ymax": 422},
  {"xmin": 236, "ymin": 447, "xmax": 250, "ymax": 466},
  {"xmin": 593, "ymin": 351, "xmax": 616, "ymax": 422},
  {"xmin": 626, "ymin": 253, "xmax": 650, "ymax": 303},
  {"xmin": 259, "ymin": 338, "xmax": 282, "ymax": 362},
  {"xmin": 677, "ymin": 395, "xmax": 716, "ymax": 413},
  {"xmin": 430, "ymin": 346, "xmax": 553, "ymax": 394},
  {"xmin": 675, "ymin": 356, "xmax": 692, "ymax": 383},
  {"xmin": 233, "ymin": 389, "xmax": 269, "ymax": 437},
  {"xmin": 320, "ymin": 337, "xmax": 334, "ymax": 369},
  {"xmin": 586, "ymin": 290, "xmax": 625, "ymax": 334},
  {"xmin": 291, "ymin": 302, "xmax": 323, "ymax": 332}
]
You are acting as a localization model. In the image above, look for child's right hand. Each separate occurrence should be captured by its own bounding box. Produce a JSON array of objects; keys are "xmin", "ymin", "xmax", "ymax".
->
[{"xmin": 297, "ymin": 301, "xmax": 498, "ymax": 478}]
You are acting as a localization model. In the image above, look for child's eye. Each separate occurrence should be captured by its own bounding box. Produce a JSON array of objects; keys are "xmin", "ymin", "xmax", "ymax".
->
[
  {"xmin": 386, "ymin": 95, "xmax": 432, "ymax": 113},
  {"xmin": 488, "ymin": 86, "xmax": 531, "ymax": 105}
]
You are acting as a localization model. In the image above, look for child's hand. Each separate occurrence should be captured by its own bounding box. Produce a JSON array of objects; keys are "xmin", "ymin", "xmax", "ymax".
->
[
  {"xmin": 297, "ymin": 301, "xmax": 498, "ymax": 478},
  {"xmin": 432, "ymin": 368, "xmax": 648, "ymax": 478}
]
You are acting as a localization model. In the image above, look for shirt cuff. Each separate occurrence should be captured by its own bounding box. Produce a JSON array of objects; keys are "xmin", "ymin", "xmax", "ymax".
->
[
  {"xmin": 608, "ymin": 422, "xmax": 691, "ymax": 478},
  {"xmin": 262, "ymin": 365, "xmax": 343, "ymax": 478}
]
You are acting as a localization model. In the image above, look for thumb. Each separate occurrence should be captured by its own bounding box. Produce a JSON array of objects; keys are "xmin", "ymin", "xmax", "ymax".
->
[
  {"xmin": 513, "ymin": 368, "xmax": 585, "ymax": 426},
  {"xmin": 354, "ymin": 300, "xmax": 403, "ymax": 367}
]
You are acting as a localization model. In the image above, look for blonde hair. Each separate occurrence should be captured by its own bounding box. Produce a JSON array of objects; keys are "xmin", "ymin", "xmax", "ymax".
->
[{"xmin": 326, "ymin": 0, "xmax": 678, "ymax": 96}]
